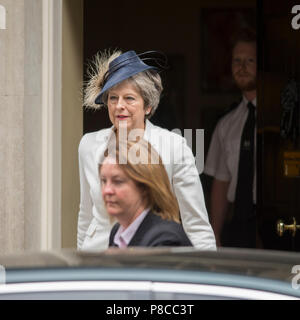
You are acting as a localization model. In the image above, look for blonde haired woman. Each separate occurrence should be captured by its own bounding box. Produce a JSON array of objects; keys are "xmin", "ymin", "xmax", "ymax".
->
[{"xmin": 100, "ymin": 139, "xmax": 192, "ymax": 247}]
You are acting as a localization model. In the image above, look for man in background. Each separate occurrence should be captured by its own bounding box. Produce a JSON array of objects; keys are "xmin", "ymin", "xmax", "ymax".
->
[{"xmin": 204, "ymin": 28, "xmax": 258, "ymax": 248}]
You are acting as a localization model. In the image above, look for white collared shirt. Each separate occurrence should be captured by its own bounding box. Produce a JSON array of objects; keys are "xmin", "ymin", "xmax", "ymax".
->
[
  {"xmin": 113, "ymin": 208, "xmax": 150, "ymax": 248},
  {"xmin": 204, "ymin": 97, "xmax": 256, "ymax": 203}
]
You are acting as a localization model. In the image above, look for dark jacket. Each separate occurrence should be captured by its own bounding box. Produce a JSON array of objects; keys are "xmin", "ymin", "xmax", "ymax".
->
[{"xmin": 109, "ymin": 211, "xmax": 192, "ymax": 247}]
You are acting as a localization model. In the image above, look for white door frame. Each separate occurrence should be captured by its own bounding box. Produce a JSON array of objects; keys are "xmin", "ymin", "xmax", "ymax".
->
[{"xmin": 41, "ymin": 0, "xmax": 62, "ymax": 250}]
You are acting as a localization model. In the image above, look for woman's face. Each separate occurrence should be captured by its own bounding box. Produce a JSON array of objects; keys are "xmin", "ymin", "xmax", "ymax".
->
[
  {"xmin": 107, "ymin": 80, "xmax": 151, "ymax": 132},
  {"xmin": 100, "ymin": 158, "xmax": 147, "ymax": 227}
]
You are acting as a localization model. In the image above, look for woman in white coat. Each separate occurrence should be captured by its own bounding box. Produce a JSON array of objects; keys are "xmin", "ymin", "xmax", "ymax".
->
[{"xmin": 78, "ymin": 49, "xmax": 216, "ymax": 251}]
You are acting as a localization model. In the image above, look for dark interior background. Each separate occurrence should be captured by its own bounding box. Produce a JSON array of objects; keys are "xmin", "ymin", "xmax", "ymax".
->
[
  {"xmin": 257, "ymin": 0, "xmax": 300, "ymax": 251},
  {"xmin": 83, "ymin": 0, "xmax": 300, "ymax": 251}
]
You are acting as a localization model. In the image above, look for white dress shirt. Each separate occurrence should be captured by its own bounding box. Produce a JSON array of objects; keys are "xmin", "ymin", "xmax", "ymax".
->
[
  {"xmin": 113, "ymin": 208, "xmax": 150, "ymax": 248},
  {"xmin": 204, "ymin": 97, "xmax": 256, "ymax": 203}
]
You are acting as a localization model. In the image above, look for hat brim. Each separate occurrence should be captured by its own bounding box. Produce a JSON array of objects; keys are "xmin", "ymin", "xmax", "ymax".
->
[{"xmin": 95, "ymin": 64, "xmax": 157, "ymax": 104}]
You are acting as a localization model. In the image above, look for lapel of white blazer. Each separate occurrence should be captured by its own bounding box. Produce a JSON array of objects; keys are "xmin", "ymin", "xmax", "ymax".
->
[
  {"xmin": 143, "ymin": 120, "xmax": 160, "ymax": 150},
  {"xmin": 143, "ymin": 120, "xmax": 173, "ymax": 180},
  {"xmin": 94, "ymin": 126, "xmax": 114, "ymax": 166},
  {"xmin": 95, "ymin": 125, "xmax": 114, "ymax": 143}
]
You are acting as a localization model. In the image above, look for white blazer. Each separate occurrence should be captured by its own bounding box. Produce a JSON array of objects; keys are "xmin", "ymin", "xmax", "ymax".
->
[{"xmin": 77, "ymin": 120, "xmax": 216, "ymax": 251}]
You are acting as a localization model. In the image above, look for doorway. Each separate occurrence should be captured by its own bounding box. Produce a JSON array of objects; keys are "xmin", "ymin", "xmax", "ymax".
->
[{"xmin": 257, "ymin": 0, "xmax": 300, "ymax": 251}]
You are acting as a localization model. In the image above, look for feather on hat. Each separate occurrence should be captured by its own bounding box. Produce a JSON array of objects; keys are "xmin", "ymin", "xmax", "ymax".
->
[{"xmin": 83, "ymin": 49, "xmax": 122, "ymax": 109}]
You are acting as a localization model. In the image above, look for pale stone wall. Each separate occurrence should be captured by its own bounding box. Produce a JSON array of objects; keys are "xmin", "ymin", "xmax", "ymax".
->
[
  {"xmin": 0, "ymin": 0, "xmax": 27, "ymax": 253},
  {"xmin": 0, "ymin": 0, "xmax": 83, "ymax": 253},
  {"xmin": 0, "ymin": 0, "xmax": 44, "ymax": 253},
  {"xmin": 24, "ymin": 0, "xmax": 43, "ymax": 251}
]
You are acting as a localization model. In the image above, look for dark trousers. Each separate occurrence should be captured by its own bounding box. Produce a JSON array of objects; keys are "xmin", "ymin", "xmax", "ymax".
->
[{"xmin": 221, "ymin": 210, "xmax": 257, "ymax": 248}]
